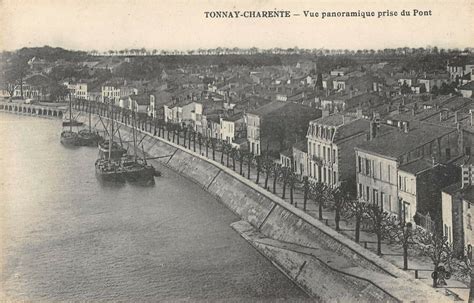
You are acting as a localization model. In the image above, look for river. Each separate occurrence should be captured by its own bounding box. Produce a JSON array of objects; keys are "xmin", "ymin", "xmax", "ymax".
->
[{"xmin": 0, "ymin": 113, "xmax": 309, "ymax": 302}]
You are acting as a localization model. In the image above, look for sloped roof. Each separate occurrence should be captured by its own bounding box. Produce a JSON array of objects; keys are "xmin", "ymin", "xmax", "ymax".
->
[
  {"xmin": 459, "ymin": 81, "xmax": 474, "ymax": 91},
  {"xmin": 399, "ymin": 158, "xmax": 435, "ymax": 175},
  {"xmin": 355, "ymin": 122, "xmax": 456, "ymax": 159}
]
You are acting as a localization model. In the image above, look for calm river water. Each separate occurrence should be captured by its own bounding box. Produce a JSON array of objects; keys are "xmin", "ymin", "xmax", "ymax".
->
[{"xmin": 0, "ymin": 113, "xmax": 308, "ymax": 302}]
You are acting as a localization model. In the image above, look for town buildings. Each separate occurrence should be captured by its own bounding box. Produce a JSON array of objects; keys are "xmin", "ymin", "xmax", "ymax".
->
[
  {"xmin": 306, "ymin": 112, "xmax": 393, "ymax": 188},
  {"xmin": 442, "ymin": 164, "xmax": 473, "ymax": 257},
  {"xmin": 355, "ymin": 121, "xmax": 461, "ymax": 224},
  {"xmin": 246, "ymin": 101, "xmax": 321, "ymax": 156}
]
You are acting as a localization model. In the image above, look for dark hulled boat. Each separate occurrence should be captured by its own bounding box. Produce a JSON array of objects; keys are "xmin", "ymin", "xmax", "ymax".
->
[
  {"xmin": 78, "ymin": 129, "xmax": 103, "ymax": 146},
  {"xmin": 60, "ymin": 130, "xmax": 80, "ymax": 146},
  {"xmin": 95, "ymin": 98, "xmax": 126, "ymax": 183},
  {"xmin": 98, "ymin": 140, "xmax": 127, "ymax": 160},
  {"xmin": 60, "ymin": 95, "xmax": 81, "ymax": 146},
  {"xmin": 122, "ymin": 106, "xmax": 159, "ymax": 182},
  {"xmin": 121, "ymin": 156, "xmax": 157, "ymax": 182},
  {"xmin": 78, "ymin": 105, "xmax": 103, "ymax": 146},
  {"xmin": 62, "ymin": 120, "xmax": 84, "ymax": 127},
  {"xmin": 95, "ymin": 158, "xmax": 126, "ymax": 183}
]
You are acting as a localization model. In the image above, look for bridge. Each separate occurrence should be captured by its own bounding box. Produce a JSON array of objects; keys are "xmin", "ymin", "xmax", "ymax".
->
[{"xmin": 0, "ymin": 101, "xmax": 65, "ymax": 118}]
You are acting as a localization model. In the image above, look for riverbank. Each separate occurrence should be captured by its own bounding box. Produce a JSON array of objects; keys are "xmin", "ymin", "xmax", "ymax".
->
[
  {"xmin": 0, "ymin": 105, "xmax": 456, "ymax": 301},
  {"xmin": 90, "ymin": 113, "xmax": 451, "ymax": 302}
]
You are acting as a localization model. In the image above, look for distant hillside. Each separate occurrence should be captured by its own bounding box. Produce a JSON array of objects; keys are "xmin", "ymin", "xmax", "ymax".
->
[{"xmin": 5, "ymin": 46, "xmax": 87, "ymax": 62}]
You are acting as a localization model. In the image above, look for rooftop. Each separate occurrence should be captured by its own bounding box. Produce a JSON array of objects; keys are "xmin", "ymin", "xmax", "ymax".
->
[
  {"xmin": 356, "ymin": 122, "xmax": 456, "ymax": 159},
  {"xmin": 399, "ymin": 158, "xmax": 435, "ymax": 175},
  {"xmin": 459, "ymin": 81, "xmax": 474, "ymax": 91},
  {"xmin": 442, "ymin": 183, "xmax": 474, "ymax": 203},
  {"xmin": 293, "ymin": 140, "xmax": 308, "ymax": 153}
]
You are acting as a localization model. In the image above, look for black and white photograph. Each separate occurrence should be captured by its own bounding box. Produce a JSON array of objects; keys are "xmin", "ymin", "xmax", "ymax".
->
[{"xmin": 0, "ymin": 0, "xmax": 473, "ymax": 302}]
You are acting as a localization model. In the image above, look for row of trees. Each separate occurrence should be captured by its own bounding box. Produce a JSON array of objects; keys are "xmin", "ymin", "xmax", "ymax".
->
[{"xmin": 72, "ymin": 99, "xmax": 472, "ymax": 295}]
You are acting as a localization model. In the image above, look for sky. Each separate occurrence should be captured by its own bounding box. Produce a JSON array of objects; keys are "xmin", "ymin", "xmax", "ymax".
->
[{"xmin": 0, "ymin": 0, "xmax": 473, "ymax": 52}]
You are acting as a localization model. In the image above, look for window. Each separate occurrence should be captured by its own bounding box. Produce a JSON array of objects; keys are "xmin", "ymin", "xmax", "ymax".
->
[
  {"xmin": 366, "ymin": 186, "xmax": 370, "ymax": 202},
  {"xmin": 327, "ymin": 147, "xmax": 331, "ymax": 162},
  {"xmin": 446, "ymin": 148, "xmax": 451, "ymax": 160},
  {"xmin": 365, "ymin": 159, "xmax": 371, "ymax": 175},
  {"xmin": 381, "ymin": 192, "xmax": 385, "ymax": 210},
  {"xmin": 333, "ymin": 171, "xmax": 337, "ymax": 185},
  {"xmin": 358, "ymin": 183, "xmax": 363, "ymax": 197},
  {"xmin": 323, "ymin": 148, "xmax": 326, "ymax": 161},
  {"xmin": 333, "ymin": 149, "xmax": 336, "ymax": 163},
  {"xmin": 373, "ymin": 189, "xmax": 378, "ymax": 206},
  {"xmin": 358, "ymin": 156, "xmax": 362, "ymax": 173}
]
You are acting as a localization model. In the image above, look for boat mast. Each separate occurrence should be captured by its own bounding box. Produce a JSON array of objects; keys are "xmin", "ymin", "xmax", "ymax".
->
[
  {"xmin": 89, "ymin": 101, "xmax": 92, "ymax": 133},
  {"xmin": 132, "ymin": 102, "xmax": 138, "ymax": 162},
  {"xmin": 109, "ymin": 98, "xmax": 113, "ymax": 160},
  {"xmin": 69, "ymin": 94, "xmax": 72, "ymax": 132}
]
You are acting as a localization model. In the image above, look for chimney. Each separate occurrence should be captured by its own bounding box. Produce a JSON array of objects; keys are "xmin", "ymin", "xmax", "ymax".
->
[
  {"xmin": 470, "ymin": 109, "xmax": 473, "ymax": 126},
  {"xmin": 412, "ymin": 108, "xmax": 416, "ymax": 116},
  {"xmin": 455, "ymin": 111, "xmax": 459, "ymax": 124},
  {"xmin": 369, "ymin": 121, "xmax": 377, "ymax": 140},
  {"xmin": 432, "ymin": 156, "xmax": 437, "ymax": 167},
  {"xmin": 397, "ymin": 120, "xmax": 403, "ymax": 131},
  {"xmin": 322, "ymin": 109, "xmax": 330, "ymax": 118},
  {"xmin": 342, "ymin": 115, "xmax": 345, "ymax": 125},
  {"xmin": 356, "ymin": 107, "xmax": 363, "ymax": 119},
  {"xmin": 403, "ymin": 121, "xmax": 409, "ymax": 133}
]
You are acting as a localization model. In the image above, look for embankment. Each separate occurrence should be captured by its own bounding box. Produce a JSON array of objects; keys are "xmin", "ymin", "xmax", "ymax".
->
[{"xmin": 82, "ymin": 112, "xmax": 455, "ymax": 302}]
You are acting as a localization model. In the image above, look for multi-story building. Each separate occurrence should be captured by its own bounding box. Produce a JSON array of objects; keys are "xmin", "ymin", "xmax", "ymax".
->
[
  {"xmin": 246, "ymin": 101, "xmax": 321, "ymax": 155},
  {"xmin": 306, "ymin": 114, "xmax": 389, "ymax": 188},
  {"xmin": 292, "ymin": 140, "xmax": 308, "ymax": 177},
  {"xmin": 101, "ymin": 83, "xmax": 121, "ymax": 103},
  {"xmin": 442, "ymin": 166, "xmax": 473, "ymax": 257},
  {"xmin": 65, "ymin": 81, "xmax": 88, "ymax": 99},
  {"xmin": 163, "ymin": 101, "xmax": 203, "ymax": 131},
  {"xmin": 355, "ymin": 121, "xmax": 461, "ymax": 222}
]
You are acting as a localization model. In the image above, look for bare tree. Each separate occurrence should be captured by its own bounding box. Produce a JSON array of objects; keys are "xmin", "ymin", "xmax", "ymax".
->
[
  {"xmin": 262, "ymin": 156, "xmax": 273, "ymax": 190},
  {"xmin": 387, "ymin": 218, "xmax": 418, "ymax": 270},
  {"xmin": 272, "ymin": 163, "xmax": 281, "ymax": 194},
  {"xmin": 329, "ymin": 187, "xmax": 350, "ymax": 231},
  {"xmin": 366, "ymin": 204, "xmax": 393, "ymax": 255},
  {"xmin": 309, "ymin": 182, "xmax": 330, "ymax": 220},
  {"xmin": 344, "ymin": 199, "xmax": 369, "ymax": 243},
  {"xmin": 416, "ymin": 228, "xmax": 454, "ymax": 287}
]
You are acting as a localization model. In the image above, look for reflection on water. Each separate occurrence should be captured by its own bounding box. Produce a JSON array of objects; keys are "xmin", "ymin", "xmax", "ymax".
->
[{"xmin": 0, "ymin": 113, "xmax": 309, "ymax": 302}]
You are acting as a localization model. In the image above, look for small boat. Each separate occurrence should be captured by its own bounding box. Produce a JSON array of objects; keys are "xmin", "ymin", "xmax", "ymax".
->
[
  {"xmin": 62, "ymin": 120, "xmax": 84, "ymax": 127},
  {"xmin": 60, "ymin": 95, "xmax": 81, "ymax": 146},
  {"xmin": 95, "ymin": 158, "xmax": 126, "ymax": 183},
  {"xmin": 78, "ymin": 129, "xmax": 103, "ymax": 146},
  {"xmin": 60, "ymin": 130, "xmax": 80, "ymax": 146},
  {"xmin": 95, "ymin": 98, "xmax": 127, "ymax": 183},
  {"xmin": 98, "ymin": 140, "xmax": 127, "ymax": 160},
  {"xmin": 121, "ymin": 105, "xmax": 159, "ymax": 183},
  {"xmin": 78, "ymin": 103, "xmax": 103, "ymax": 146},
  {"xmin": 121, "ymin": 156, "xmax": 156, "ymax": 182}
]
